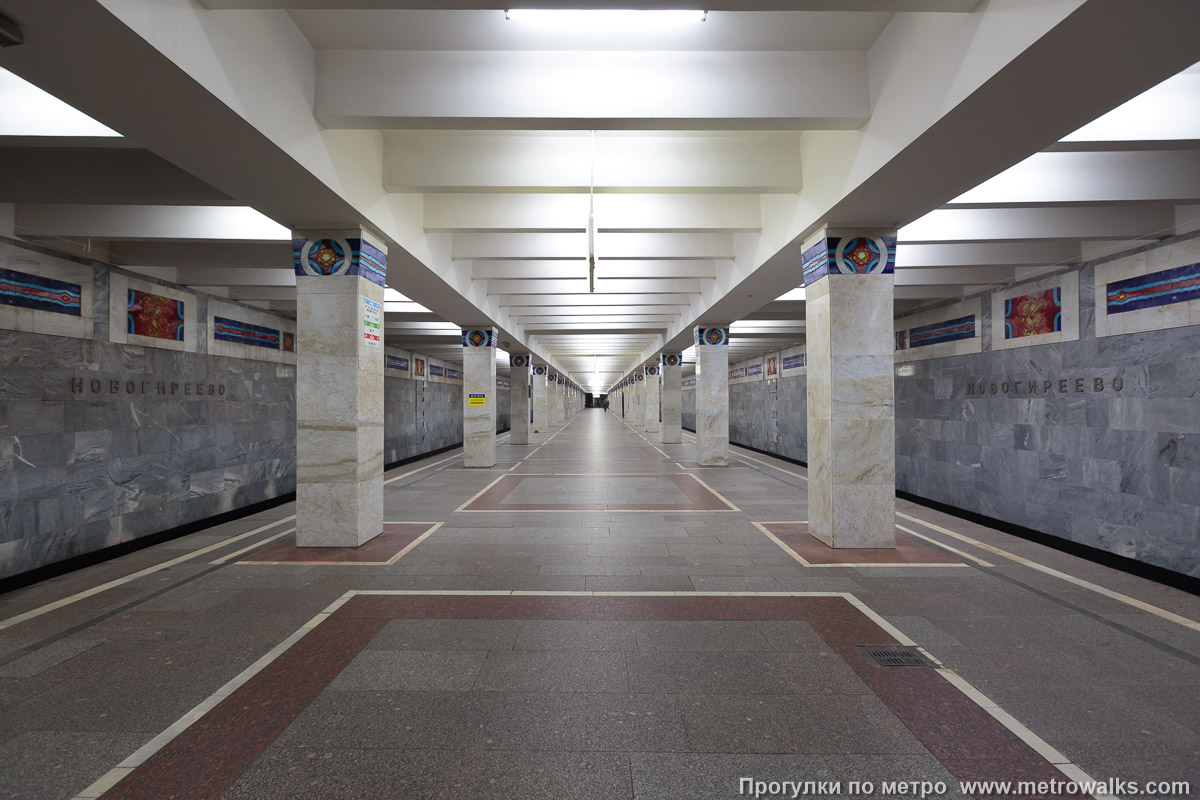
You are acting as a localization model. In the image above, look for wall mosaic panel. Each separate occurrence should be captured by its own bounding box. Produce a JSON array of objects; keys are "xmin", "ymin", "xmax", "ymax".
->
[
  {"xmin": 127, "ymin": 289, "xmax": 185, "ymax": 341},
  {"xmin": 782, "ymin": 353, "xmax": 806, "ymax": 371},
  {"xmin": 1095, "ymin": 236, "xmax": 1200, "ymax": 338},
  {"xmin": 386, "ymin": 354, "xmax": 409, "ymax": 372},
  {"xmin": 0, "ymin": 267, "xmax": 81, "ymax": 316},
  {"xmin": 213, "ymin": 316, "xmax": 280, "ymax": 349},
  {"xmin": 1004, "ymin": 288, "xmax": 1061, "ymax": 339}
]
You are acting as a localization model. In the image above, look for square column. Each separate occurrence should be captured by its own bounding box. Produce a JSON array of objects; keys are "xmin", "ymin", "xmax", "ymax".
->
[
  {"xmin": 462, "ymin": 328, "xmax": 499, "ymax": 467},
  {"xmin": 630, "ymin": 375, "xmax": 644, "ymax": 430},
  {"xmin": 803, "ymin": 228, "xmax": 897, "ymax": 548},
  {"xmin": 293, "ymin": 232, "xmax": 387, "ymax": 547},
  {"xmin": 509, "ymin": 355, "xmax": 531, "ymax": 444},
  {"xmin": 547, "ymin": 372, "xmax": 560, "ymax": 428},
  {"xmin": 644, "ymin": 365, "xmax": 661, "ymax": 434},
  {"xmin": 694, "ymin": 327, "xmax": 730, "ymax": 466},
  {"xmin": 533, "ymin": 366, "xmax": 549, "ymax": 433},
  {"xmin": 661, "ymin": 354, "xmax": 683, "ymax": 444},
  {"xmin": 559, "ymin": 376, "xmax": 569, "ymax": 422}
]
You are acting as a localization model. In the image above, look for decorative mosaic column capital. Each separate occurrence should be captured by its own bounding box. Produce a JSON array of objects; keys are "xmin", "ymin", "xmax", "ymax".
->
[
  {"xmin": 644, "ymin": 365, "xmax": 661, "ymax": 377},
  {"xmin": 661, "ymin": 354, "xmax": 683, "ymax": 367},
  {"xmin": 533, "ymin": 366, "xmax": 547, "ymax": 376},
  {"xmin": 693, "ymin": 326, "xmax": 730, "ymax": 347},
  {"xmin": 461, "ymin": 327, "xmax": 498, "ymax": 348},
  {"xmin": 292, "ymin": 230, "xmax": 387, "ymax": 286},
  {"xmin": 510, "ymin": 353, "xmax": 531, "ymax": 368},
  {"xmin": 801, "ymin": 227, "xmax": 896, "ymax": 287}
]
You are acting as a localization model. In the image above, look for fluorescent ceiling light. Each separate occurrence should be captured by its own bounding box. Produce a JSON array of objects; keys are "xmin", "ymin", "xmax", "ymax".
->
[
  {"xmin": 775, "ymin": 287, "xmax": 806, "ymax": 302},
  {"xmin": 505, "ymin": 9, "xmax": 706, "ymax": 32}
]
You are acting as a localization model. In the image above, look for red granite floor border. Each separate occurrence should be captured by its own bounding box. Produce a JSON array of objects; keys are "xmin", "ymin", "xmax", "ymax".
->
[
  {"xmin": 460, "ymin": 473, "xmax": 736, "ymax": 512},
  {"xmin": 757, "ymin": 522, "xmax": 963, "ymax": 565},
  {"xmin": 99, "ymin": 593, "xmax": 1083, "ymax": 800}
]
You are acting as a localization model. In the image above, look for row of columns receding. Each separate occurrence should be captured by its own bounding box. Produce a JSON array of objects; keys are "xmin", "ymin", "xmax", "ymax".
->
[{"xmin": 292, "ymin": 226, "xmax": 897, "ymax": 552}]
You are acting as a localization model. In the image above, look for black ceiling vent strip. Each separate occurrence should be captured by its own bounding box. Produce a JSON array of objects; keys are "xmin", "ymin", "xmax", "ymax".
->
[{"xmin": 856, "ymin": 645, "xmax": 937, "ymax": 668}]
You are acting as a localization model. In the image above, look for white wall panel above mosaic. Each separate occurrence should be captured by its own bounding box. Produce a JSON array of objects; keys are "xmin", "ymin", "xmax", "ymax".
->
[
  {"xmin": 894, "ymin": 296, "xmax": 982, "ymax": 362},
  {"xmin": 409, "ymin": 353, "xmax": 463, "ymax": 384},
  {"xmin": 1095, "ymin": 235, "xmax": 1200, "ymax": 338},
  {"xmin": 208, "ymin": 298, "xmax": 296, "ymax": 364},
  {"xmin": 728, "ymin": 356, "xmax": 765, "ymax": 385},
  {"xmin": 777, "ymin": 345, "xmax": 806, "ymax": 378},
  {"xmin": 991, "ymin": 271, "xmax": 1080, "ymax": 351},
  {"xmin": 110, "ymin": 273, "xmax": 198, "ymax": 353},
  {"xmin": 0, "ymin": 239, "xmax": 94, "ymax": 340}
]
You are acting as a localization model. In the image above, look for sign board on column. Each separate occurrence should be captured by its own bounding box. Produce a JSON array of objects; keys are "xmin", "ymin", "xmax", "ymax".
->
[
  {"xmin": 468, "ymin": 393, "xmax": 486, "ymax": 407},
  {"xmin": 363, "ymin": 297, "xmax": 382, "ymax": 348}
]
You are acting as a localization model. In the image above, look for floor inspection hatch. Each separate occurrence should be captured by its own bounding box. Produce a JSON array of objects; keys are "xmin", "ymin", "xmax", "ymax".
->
[{"xmin": 856, "ymin": 645, "xmax": 938, "ymax": 668}]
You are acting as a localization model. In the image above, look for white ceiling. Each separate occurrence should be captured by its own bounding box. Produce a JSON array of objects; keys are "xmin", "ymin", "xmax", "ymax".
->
[{"xmin": 2, "ymin": 2, "xmax": 1199, "ymax": 393}]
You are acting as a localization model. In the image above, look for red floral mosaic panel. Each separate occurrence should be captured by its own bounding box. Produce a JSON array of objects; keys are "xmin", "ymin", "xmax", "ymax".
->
[
  {"xmin": 1004, "ymin": 288, "xmax": 1061, "ymax": 339},
  {"xmin": 127, "ymin": 289, "xmax": 184, "ymax": 341}
]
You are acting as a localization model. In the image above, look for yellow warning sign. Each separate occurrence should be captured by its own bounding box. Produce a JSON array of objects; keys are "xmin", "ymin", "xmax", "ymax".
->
[{"xmin": 468, "ymin": 393, "xmax": 486, "ymax": 407}]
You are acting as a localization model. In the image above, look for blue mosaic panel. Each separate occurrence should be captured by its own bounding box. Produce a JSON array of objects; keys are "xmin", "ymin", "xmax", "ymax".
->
[
  {"xmin": 386, "ymin": 354, "xmax": 409, "ymax": 372},
  {"xmin": 429, "ymin": 364, "xmax": 445, "ymax": 377},
  {"xmin": 291, "ymin": 237, "xmax": 387, "ymax": 287},
  {"xmin": 731, "ymin": 367, "xmax": 747, "ymax": 379},
  {"xmin": 1106, "ymin": 262, "xmax": 1200, "ymax": 314},
  {"xmin": 747, "ymin": 363, "xmax": 763, "ymax": 377},
  {"xmin": 213, "ymin": 316, "xmax": 280, "ymax": 349},
  {"xmin": 782, "ymin": 353, "xmax": 806, "ymax": 371},
  {"xmin": 909, "ymin": 315, "xmax": 976, "ymax": 348},
  {"xmin": 0, "ymin": 267, "xmax": 82, "ymax": 316},
  {"xmin": 446, "ymin": 368, "xmax": 461, "ymax": 380}
]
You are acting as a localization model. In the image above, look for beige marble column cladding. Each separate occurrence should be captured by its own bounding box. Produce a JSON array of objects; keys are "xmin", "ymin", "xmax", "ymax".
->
[
  {"xmin": 548, "ymin": 373, "xmax": 561, "ymax": 428},
  {"xmin": 661, "ymin": 354, "xmax": 683, "ymax": 444},
  {"xmin": 509, "ymin": 355, "xmax": 531, "ymax": 445},
  {"xmin": 644, "ymin": 366, "xmax": 661, "ymax": 434},
  {"xmin": 532, "ymin": 366, "xmax": 548, "ymax": 433},
  {"xmin": 694, "ymin": 327, "xmax": 730, "ymax": 466},
  {"xmin": 293, "ymin": 231, "xmax": 387, "ymax": 548},
  {"xmin": 560, "ymin": 378, "xmax": 569, "ymax": 422},
  {"xmin": 462, "ymin": 327, "xmax": 499, "ymax": 467},
  {"xmin": 803, "ymin": 228, "xmax": 897, "ymax": 549}
]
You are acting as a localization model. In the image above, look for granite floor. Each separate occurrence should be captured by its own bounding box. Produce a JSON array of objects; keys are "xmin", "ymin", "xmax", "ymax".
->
[{"xmin": 0, "ymin": 410, "xmax": 1198, "ymax": 800}]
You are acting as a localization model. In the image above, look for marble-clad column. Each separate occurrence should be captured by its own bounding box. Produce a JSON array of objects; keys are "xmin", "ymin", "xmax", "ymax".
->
[
  {"xmin": 644, "ymin": 365, "xmax": 661, "ymax": 435},
  {"xmin": 293, "ymin": 231, "xmax": 387, "ymax": 547},
  {"xmin": 559, "ymin": 376, "xmax": 569, "ymax": 422},
  {"xmin": 462, "ymin": 327, "xmax": 499, "ymax": 467},
  {"xmin": 532, "ymin": 366, "xmax": 548, "ymax": 433},
  {"xmin": 661, "ymin": 354, "xmax": 683, "ymax": 444},
  {"xmin": 694, "ymin": 326, "xmax": 730, "ymax": 466},
  {"xmin": 803, "ymin": 228, "xmax": 897, "ymax": 548},
  {"xmin": 547, "ymin": 373, "xmax": 559, "ymax": 428},
  {"xmin": 509, "ymin": 354, "xmax": 531, "ymax": 445}
]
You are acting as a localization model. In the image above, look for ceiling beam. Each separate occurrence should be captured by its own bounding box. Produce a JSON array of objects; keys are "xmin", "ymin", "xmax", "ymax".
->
[
  {"xmin": 318, "ymin": 50, "xmax": 868, "ymax": 131},
  {"xmin": 387, "ymin": 133, "xmax": 803, "ymax": 193},
  {"xmin": 425, "ymin": 193, "xmax": 763, "ymax": 233},
  {"xmin": 899, "ymin": 205, "xmax": 1176, "ymax": 243}
]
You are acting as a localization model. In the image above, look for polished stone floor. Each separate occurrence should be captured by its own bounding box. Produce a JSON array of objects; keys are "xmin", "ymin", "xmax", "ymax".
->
[{"xmin": 1, "ymin": 410, "xmax": 1198, "ymax": 800}]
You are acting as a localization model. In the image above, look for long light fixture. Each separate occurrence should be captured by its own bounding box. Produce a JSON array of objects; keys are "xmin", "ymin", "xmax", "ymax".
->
[
  {"xmin": 587, "ymin": 130, "xmax": 596, "ymax": 293},
  {"xmin": 505, "ymin": 9, "xmax": 707, "ymax": 31}
]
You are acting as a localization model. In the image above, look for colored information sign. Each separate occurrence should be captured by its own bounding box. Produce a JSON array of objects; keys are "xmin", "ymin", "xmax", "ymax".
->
[
  {"xmin": 363, "ymin": 297, "xmax": 382, "ymax": 348},
  {"xmin": 468, "ymin": 393, "xmax": 486, "ymax": 407}
]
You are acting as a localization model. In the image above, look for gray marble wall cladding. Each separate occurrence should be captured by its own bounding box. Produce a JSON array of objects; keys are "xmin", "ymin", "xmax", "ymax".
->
[
  {"xmin": 0, "ymin": 239, "xmax": 504, "ymax": 580},
  {"xmin": 0, "ymin": 271, "xmax": 298, "ymax": 581},
  {"xmin": 382, "ymin": 378, "xmax": 509, "ymax": 467}
]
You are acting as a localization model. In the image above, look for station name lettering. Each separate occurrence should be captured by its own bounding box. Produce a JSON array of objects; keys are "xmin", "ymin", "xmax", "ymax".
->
[
  {"xmin": 71, "ymin": 377, "xmax": 228, "ymax": 398},
  {"xmin": 965, "ymin": 376, "xmax": 1123, "ymax": 396}
]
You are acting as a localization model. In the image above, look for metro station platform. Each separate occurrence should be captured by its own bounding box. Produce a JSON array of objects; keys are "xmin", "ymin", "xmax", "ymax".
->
[{"xmin": 1, "ymin": 410, "xmax": 1196, "ymax": 800}]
